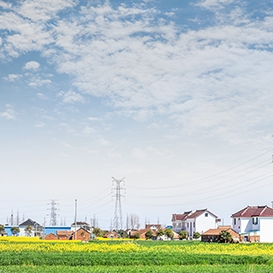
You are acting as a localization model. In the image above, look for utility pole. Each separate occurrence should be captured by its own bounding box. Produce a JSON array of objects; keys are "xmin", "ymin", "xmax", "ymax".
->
[
  {"xmin": 47, "ymin": 200, "xmax": 59, "ymax": 226},
  {"xmin": 43, "ymin": 217, "xmax": 46, "ymax": 239},
  {"xmin": 112, "ymin": 177, "xmax": 125, "ymax": 231},
  {"xmin": 11, "ymin": 210, "xmax": 14, "ymax": 226},
  {"xmin": 75, "ymin": 199, "xmax": 77, "ymax": 240},
  {"xmin": 16, "ymin": 210, "xmax": 20, "ymax": 225}
]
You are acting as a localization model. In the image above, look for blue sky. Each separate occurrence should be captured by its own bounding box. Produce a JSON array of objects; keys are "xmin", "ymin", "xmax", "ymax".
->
[{"xmin": 1, "ymin": 0, "xmax": 273, "ymax": 229}]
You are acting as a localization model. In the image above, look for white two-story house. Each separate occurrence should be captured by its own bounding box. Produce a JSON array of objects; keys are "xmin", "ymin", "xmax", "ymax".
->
[
  {"xmin": 231, "ymin": 205, "xmax": 273, "ymax": 242},
  {"xmin": 172, "ymin": 209, "xmax": 218, "ymax": 238}
]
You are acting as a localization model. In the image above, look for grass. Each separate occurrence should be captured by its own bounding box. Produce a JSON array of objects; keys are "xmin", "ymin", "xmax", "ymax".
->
[{"xmin": 1, "ymin": 265, "xmax": 273, "ymax": 272}]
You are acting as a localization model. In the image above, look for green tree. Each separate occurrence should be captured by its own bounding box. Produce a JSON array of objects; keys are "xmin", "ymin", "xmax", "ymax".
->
[
  {"xmin": 219, "ymin": 230, "xmax": 232, "ymax": 243},
  {"xmin": 117, "ymin": 230, "xmax": 128, "ymax": 238},
  {"xmin": 0, "ymin": 224, "xmax": 5, "ymax": 235},
  {"xmin": 93, "ymin": 228, "xmax": 103, "ymax": 237},
  {"xmin": 133, "ymin": 233, "xmax": 140, "ymax": 239},
  {"xmin": 179, "ymin": 230, "xmax": 188, "ymax": 240},
  {"xmin": 11, "ymin": 227, "xmax": 20, "ymax": 236},
  {"xmin": 24, "ymin": 225, "xmax": 33, "ymax": 237},
  {"xmin": 164, "ymin": 228, "xmax": 174, "ymax": 239},
  {"xmin": 193, "ymin": 232, "xmax": 201, "ymax": 239},
  {"xmin": 145, "ymin": 230, "xmax": 153, "ymax": 240},
  {"xmin": 156, "ymin": 229, "xmax": 164, "ymax": 238}
]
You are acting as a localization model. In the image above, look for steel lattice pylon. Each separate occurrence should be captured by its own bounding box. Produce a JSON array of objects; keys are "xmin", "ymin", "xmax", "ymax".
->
[{"xmin": 112, "ymin": 177, "xmax": 125, "ymax": 231}]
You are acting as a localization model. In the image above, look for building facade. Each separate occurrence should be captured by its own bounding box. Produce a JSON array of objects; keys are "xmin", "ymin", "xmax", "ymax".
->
[{"xmin": 231, "ymin": 205, "xmax": 273, "ymax": 242}]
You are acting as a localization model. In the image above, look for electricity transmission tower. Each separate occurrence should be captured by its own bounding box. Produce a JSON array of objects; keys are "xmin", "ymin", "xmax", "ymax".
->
[
  {"xmin": 112, "ymin": 177, "xmax": 125, "ymax": 231},
  {"xmin": 47, "ymin": 200, "xmax": 59, "ymax": 226}
]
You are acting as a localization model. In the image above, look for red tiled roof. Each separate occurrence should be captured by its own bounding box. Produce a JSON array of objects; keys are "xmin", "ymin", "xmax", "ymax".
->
[
  {"xmin": 202, "ymin": 227, "xmax": 239, "ymax": 237},
  {"xmin": 172, "ymin": 211, "xmax": 192, "ymax": 221},
  {"xmin": 187, "ymin": 209, "xmax": 218, "ymax": 219},
  {"xmin": 232, "ymin": 205, "xmax": 273, "ymax": 218},
  {"xmin": 57, "ymin": 230, "xmax": 73, "ymax": 236}
]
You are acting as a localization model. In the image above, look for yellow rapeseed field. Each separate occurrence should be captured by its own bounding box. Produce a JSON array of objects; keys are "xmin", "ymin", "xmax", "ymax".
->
[{"xmin": 1, "ymin": 237, "xmax": 273, "ymax": 255}]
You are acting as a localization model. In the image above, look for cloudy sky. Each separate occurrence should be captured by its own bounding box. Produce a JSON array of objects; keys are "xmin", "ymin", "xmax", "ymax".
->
[{"xmin": 1, "ymin": 0, "xmax": 273, "ymax": 229}]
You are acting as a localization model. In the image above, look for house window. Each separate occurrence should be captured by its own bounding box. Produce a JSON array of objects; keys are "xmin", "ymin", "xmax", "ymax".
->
[
  {"xmin": 187, "ymin": 223, "xmax": 189, "ymax": 228},
  {"xmin": 205, "ymin": 213, "xmax": 208, "ymax": 217},
  {"xmin": 234, "ymin": 218, "xmax": 236, "ymax": 225},
  {"xmin": 193, "ymin": 222, "xmax": 195, "ymax": 228},
  {"xmin": 252, "ymin": 217, "xmax": 258, "ymax": 225}
]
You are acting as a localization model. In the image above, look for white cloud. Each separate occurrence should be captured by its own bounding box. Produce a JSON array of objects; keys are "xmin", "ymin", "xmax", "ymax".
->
[
  {"xmin": 35, "ymin": 121, "xmax": 45, "ymax": 127},
  {"xmin": 62, "ymin": 142, "xmax": 72, "ymax": 148},
  {"xmin": 1, "ymin": 1, "xmax": 273, "ymax": 143},
  {"xmin": 57, "ymin": 90, "xmax": 84, "ymax": 103},
  {"xmin": 29, "ymin": 78, "xmax": 51, "ymax": 87},
  {"xmin": 132, "ymin": 148, "xmax": 148, "ymax": 159},
  {"xmin": 83, "ymin": 126, "xmax": 97, "ymax": 135},
  {"xmin": 0, "ymin": 104, "xmax": 16, "ymax": 120},
  {"xmin": 47, "ymin": 3, "xmax": 273, "ymax": 142},
  {"xmin": 36, "ymin": 93, "xmax": 48, "ymax": 100},
  {"xmin": 23, "ymin": 61, "xmax": 40, "ymax": 70},
  {"xmin": 3, "ymin": 74, "xmax": 22, "ymax": 81},
  {"xmin": 99, "ymin": 138, "xmax": 110, "ymax": 146},
  {"xmin": 0, "ymin": 1, "xmax": 12, "ymax": 9},
  {"xmin": 107, "ymin": 149, "xmax": 122, "ymax": 158},
  {"xmin": 88, "ymin": 117, "xmax": 101, "ymax": 121},
  {"xmin": 15, "ymin": 0, "xmax": 76, "ymax": 21},
  {"xmin": 195, "ymin": 0, "xmax": 235, "ymax": 10}
]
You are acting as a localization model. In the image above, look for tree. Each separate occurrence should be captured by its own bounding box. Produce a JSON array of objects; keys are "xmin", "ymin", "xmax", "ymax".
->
[
  {"xmin": 117, "ymin": 230, "xmax": 128, "ymax": 238},
  {"xmin": 24, "ymin": 225, "xmax": 33, "ymax": 237},
  {"xmin": 11, "ymin": 227, "xmax": 20, "ymax": 236},
  {"xmin": 0, "ymin": 224, "xmax": 5, "ymax": 236},
  {"xmin": 193, "ymin": 232, "xmax": 201, "ymax": 240},
  {"xmin": 93, "ymin": 228, "xmax": 103, "ymax": 237},
  {"xmin": 133, "ymin": 233, "xmax": 140, "ymax": 239},
  {"xmin": 179, "ymin": 230, "xmax": 188, "ymax": 240},
  {"xmin": 80, "ymin": 231, "xmax": 86, "ymax": 240},
  {"xmin": 128, "ymin": 213, "xmax": 140, "ymax": 230},
  {"xmin": 156, "ymin": 229, "xmax": 164, "ymax": 238},
  {"xmin": 145, "ymin": 230, "xmax": 153, "ymax": 240},
  {"xmin": 164, "ymin": 228, "xmax": 174, "ymax": 239},
  {"xmin": 219, "ymin": 230, "xmax": 232, "ymax": 243}
]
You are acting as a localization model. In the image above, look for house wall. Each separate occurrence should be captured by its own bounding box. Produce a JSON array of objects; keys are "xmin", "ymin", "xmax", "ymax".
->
[
  {"xmin": 72, "ymin": 229, "xmax": 90, "ymax": 241},
  {"xmin": 186, "ymin": 219, "xmax": 195, "ymax": 237},
  {"xmin": 232, "ymin": 217, "xmax": 241, "ymax": 233},
  {"xmin": 260, "ymin": 218, "xmax": 273, "ymax": 242},
  {"xmin": 240, "ymin": 218, "xmax": 250, "ymax": 233},
  {"xmin": 195, "ymin": 212, "xmax": 217, "ymax": 234}
]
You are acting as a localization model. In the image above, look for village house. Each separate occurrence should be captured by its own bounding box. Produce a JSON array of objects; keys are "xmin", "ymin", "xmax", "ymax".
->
[
  {"xmin": 231, "ymin": 205, "xmax": 273, "ymax": 243},
  {"xmin": 18, "ymin": 219, "xmax": 43, "ymax": 237},
  {"xmin": 103, "ymin": 231, "xmax": 121, "ymax": 239},
  {"xmin": 172, "ymin": 209, "xmax": 219, "ymax": 238},
  {"xmin": 201, "ymin": 226, "xmax": 239, "ymax": 243},
  {"xmin": 130, "ymin": 224, "xmax": 179, "ymax": 240},
  {"xmin": 71, "ymin": 227, "xmax": 91, "ymax": 242}
]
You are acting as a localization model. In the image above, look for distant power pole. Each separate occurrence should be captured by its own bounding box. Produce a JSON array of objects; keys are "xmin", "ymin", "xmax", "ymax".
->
[
  {"xmin": 47, "ymin": 200, "xmax": 59, "ymax": 226},
  {"xmin": 112, "ymin": 177, "xmax": 125, "ymax": 231},
  {"xmin": 16, "ymin": 210, "xmax": 20, "ymax": 225},
  {"xmin": 11, "ymin": 210, "xmax": 14, "ymax": 226}
]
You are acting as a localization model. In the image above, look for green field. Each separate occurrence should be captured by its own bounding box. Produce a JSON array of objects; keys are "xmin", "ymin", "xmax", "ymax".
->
[{"xmin": 1, "ymin": 240, "xmax": 273, "ymax": 272}]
